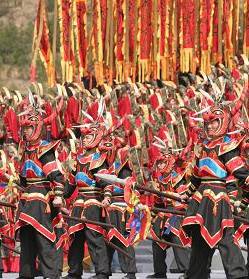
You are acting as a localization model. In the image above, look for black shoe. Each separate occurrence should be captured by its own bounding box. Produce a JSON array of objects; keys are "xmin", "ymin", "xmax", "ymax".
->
[
  {"xmin": 180, "ymin": 274, "xmax": 209, "ymax": 279},
  {"xmin": 122, "ymin": 273, "xmax": 136, "ymax": 279},
  {"xmin": 111, "ymin": 267, "xmax": 122, "ymax": 273},
  {"xmin": 61, "ymin": 276, "xmax": 82, "ymax": 279},
  {"xmin": 88, "ymin": 275, "xmax": 108, "ymax": 279},
  {"xmin": 146, "ymin": 274, "xmax": 167, "ymax": 279},
  {"xmin": 170, "ymin": 268, "xmax": 181, "ymax": 274}
]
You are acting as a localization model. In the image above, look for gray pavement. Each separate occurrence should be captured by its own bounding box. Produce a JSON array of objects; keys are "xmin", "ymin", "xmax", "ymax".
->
[
  {"xmin": 2, "ymin": 272, "xmax": 228, "ymax": 279},
  {"xmin": 3, "ymin": 239, "xmax": 247, "ymax": 279}
]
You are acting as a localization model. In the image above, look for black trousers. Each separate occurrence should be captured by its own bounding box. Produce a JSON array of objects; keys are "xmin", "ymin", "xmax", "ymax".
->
[
  {"xmin": 0, "ymin": 246, "xmax": 3, "ymax": 275},
  {"xmin": 55, "ymin": 227, "xmax": 65, "ymax": 276},
  {"xmin": 19, "ymin": 225, "xmax": 60, "ymax": 279},
  {"xmin": 107, "ymin": 210, "xmax": 137, "ymax": 276},
  {"xmin": 151, "ymin": 214, "xmax": 190, "ymax": 276},
  {"xmin": 186, "ymin": 226, "xmax": 248, "ymax": 279},
  {"xmin": 152, "ymin": 234, "xmax": 190, "ymax": 276},
  {"xmin": 67, "ymin": 228, "xmax": 110, "ymax": 279}
]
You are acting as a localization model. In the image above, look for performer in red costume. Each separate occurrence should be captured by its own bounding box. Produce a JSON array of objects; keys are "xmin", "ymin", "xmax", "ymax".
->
[
  {"xmin": 63, "ymin": 121, "xmax": 111, "ymax": 279},
  {"xmin": 15, "ymin": 97, "xmax": 66, "ymax": 279},
  {"xmin": 182, "ymin": 105, "xmax": 249, "ymax": 279},
  {"xmin": 147, "ymin": 152, "xmax": 190, "ymax": 279}
]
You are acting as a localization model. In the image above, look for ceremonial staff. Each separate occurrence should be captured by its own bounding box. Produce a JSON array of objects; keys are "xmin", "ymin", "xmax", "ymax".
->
[
  {"xmin": 152, "ymin": 207, "xmax": 185, "ymax": 216},
  {"xmin": 1, "ymin": 243, "xmax": 21, "ymax": 255},
  {"xmin": 0, "ymin": 201, "xmax": 17, "ymax": 210},
  {"xmin": 153, "ymin": 205, "xmax": 249, "ymax": 227},
  {"xmin": 60, "ymin": 208, "xmax": 133, "ymax": 259},
  {"xmin": 60, "ymin": 207, "xmax": 114, "ymax": 229},
  {"xmin": 147, "ymin": 236, "xmax": 188, "ymax": 250},
  {"xmin": 94, "ymin": 173, "xmax": 249, "ymax": 226}
]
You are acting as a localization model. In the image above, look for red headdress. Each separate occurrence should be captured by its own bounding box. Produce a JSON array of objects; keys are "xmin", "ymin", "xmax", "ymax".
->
[
  {"xmin": 154, "ymin": 152, "xmax": 176, "ymax": 175},
  {"xmin": 19, "ymin": 89, "xmax": 63, "ymax": 143},
  {"xmin": 202, "ymin": 105, "xmax": 230, "ymax": 138},
  {"xmin": 98, "ymin": 119, "xmax": 125, "ymax": 165},
  {"xmin": 80, "ymin": 123, "xmax": 107, "ymax": 150}
]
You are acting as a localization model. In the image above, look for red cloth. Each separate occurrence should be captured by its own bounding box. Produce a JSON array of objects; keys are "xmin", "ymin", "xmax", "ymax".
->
[{"xmin": 118, "ymin": 95, "xmax": 132, "ymax": 117}]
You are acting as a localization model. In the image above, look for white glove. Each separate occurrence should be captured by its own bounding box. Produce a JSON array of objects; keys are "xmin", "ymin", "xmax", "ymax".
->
[{"xmin": 52, "ymin": 196, "xmax": 63, "ymax": 208}]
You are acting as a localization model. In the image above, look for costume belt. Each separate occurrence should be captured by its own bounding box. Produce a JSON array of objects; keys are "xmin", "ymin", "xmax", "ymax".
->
[
  {"xmin": 26, "ymin": 178, "xmax": 50, "ymax": 185},
  {"xmin": 202, "ymin": 179, "xmax": 226, "ymax": 187}
]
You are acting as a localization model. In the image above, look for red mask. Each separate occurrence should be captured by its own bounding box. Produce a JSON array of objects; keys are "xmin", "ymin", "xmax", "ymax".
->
[
  {"xmin": 20, "ymin": 113, "xmax": 44, "ymax": 143},
  {"xmin": 81, "ymin": 123, "xmax": 106, "ymax": 149},
  {"xmin": 203, "ymin": 106, "xmax": 229, "ymax": 138},
  {"xmin": 155, "ymin": 153, "xmax": 175, "ymax": 175}
]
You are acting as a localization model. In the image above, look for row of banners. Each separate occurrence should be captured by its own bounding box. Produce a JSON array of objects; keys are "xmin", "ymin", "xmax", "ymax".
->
[{"xmin": 31, "ymin": 0, "xmax": 249, "ymax": 86}]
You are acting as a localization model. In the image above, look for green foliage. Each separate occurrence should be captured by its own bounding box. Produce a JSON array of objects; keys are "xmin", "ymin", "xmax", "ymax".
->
[
  {"xmin": 46, "ymin": 0, "xmax": 54, "ymax": 13},
  {"xmin": 0, "ymin": 21, "xmax": 53, "ymax": 84},
  {"xmin": 0, "ymin": 2, "xmax": 61, "ymax": 85},
  {"xmin": 0, "ymin": 22, "xmax": 32, "ymax": 68}
]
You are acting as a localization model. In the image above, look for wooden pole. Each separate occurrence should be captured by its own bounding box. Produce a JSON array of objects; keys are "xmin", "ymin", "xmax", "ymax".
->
[
  {"xmin": 52, "ymin": 0, "xmax": 58, "ymax": 70},
  {"xmin": 61, "ymin": 214, "xmax": 115, "ymax": 229},
  {"xmin": 136, "ymin": 185, "xmax": 185, "ymax": 203},
  {"xmin": 31, "ymin": 0, "xmax": 45, "ymax": 74},
  {"xmin": 147, "ymin": 236, "xmax": 188, "ymax": 250},
  {"xmin": 217, "ymin": 0, "xmax": 223, "ymax": 61}
]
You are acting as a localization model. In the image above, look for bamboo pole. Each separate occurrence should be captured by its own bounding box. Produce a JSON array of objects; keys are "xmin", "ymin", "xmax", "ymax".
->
[
  {"xmin": 30, "ymin": 0, "xmax": 45, "ymax": 77},
  {"xmin": 52, "ymin": 0, "xmax": 58, "ymax": 71}
]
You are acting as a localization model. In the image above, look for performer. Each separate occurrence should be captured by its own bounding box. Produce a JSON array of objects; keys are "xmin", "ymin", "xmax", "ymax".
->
[
  {"xmin": 15, "ymin": 101, "xmax": 66, "ymax": 279},
  {"xmin": 233, "ymin": 132, "xmax": 249, "ymax": 274},
  {"xmin": 102, "ymin": 142, "xmax": 137, "ymax": 279},
  {"xmin": 182, "ymin": 105, "xmax": 249, "ymax": 279},
  {"xmin": 147, "ymin": 152, "xmax": 190, "ymax": 279},
  {"xmin": 63, "ymin": 122, "xmax": 111, "ymax": 279}
]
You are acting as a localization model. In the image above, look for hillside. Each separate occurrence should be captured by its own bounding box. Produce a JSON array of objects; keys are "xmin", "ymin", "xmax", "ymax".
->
[
  {"xmin": 0, "ymin": 0, "xmax": 36, "ymax": 27},
  {"xmin": 0, "ymin": 0, "xmax": 52, "ymax": 89}
]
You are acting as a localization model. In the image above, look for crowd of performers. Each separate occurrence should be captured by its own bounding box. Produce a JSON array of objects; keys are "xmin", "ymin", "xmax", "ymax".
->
[{"xmin": 0, "ymin": 57, "xmax": 248, "ymax": 279}]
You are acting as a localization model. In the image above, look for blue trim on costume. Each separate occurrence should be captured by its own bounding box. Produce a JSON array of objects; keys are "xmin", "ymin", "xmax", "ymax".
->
[
  {"xmin": 113, "ymin": 186, "xmax": 123, "ymax": 194},
  {"xmin": 171, "ymin": 170, "xmax": 178, "ymax": 177},
  {"xmin": 159, "ymin": 175, "xmax": 163, "ymax": 182},
  {"xmin": 114, "ymin": 161, "xmax": 121, "ymax": 170},
  {"xmin": 92, "ymin": 152, "xmax": 101, "ymax": 160},
  {"xmin": 41, "ymin": 140, "xmax": 50, "ymax": 146},
  {"xmin": 75, "ymin": 172, "xmax": 96, "ymax": 187},
  {"xmin": 199, "ymin": 158, "xmax": 227, "ymax": 178},
  {"xmin": 21, "ymin": 160, "xmax": 45, "ymax": 177},
  {"xmin": 224, "ymin": 135, "xmax": 231, "ymax": 143}
]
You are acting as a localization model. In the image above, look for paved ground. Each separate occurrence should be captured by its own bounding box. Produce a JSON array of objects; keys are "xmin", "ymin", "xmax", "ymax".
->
[{"xmin": 3, "ymin": 272, "xmax": 228, "ymax": 279}]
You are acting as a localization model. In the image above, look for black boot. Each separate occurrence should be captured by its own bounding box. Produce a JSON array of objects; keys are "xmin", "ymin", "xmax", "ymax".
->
[
  {"xmin": 146, "ymin": 274, "xmax": 167, "ymax": 279},
  {"xmin": 122, "ymin": 273, "xmax": 136, "ymax": 279}
]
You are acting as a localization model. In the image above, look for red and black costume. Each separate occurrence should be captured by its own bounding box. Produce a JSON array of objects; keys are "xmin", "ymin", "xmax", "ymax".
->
[
  {"xmin": 182, "ymin": 105, "xmax": 249, "ymax": 279},
  {"xmin": 64, "ymin": 123, "xmax": 110, "ymax": 279},
  {"xmin": 149, "ymin": 153, "xmax": 190, "ymax": 279},
  {"xmin": 15, "ymin": 102, "xmax": 65, "ymax": 279},
  {"xmin": 104, "ymin": 145, "xmax": 137, "ymax": 279}
]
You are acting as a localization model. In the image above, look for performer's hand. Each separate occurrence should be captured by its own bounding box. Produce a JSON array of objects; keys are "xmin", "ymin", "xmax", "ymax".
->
[
  {"xmin": 137, "ymin": 203, "xmax": 146, "ymax": 210},
  {"xmin": 102, "ymin": 197, "xmax": 111, "ymax": 207},
  {"xmin": 233, "ymin": 200, "xmax": 241, "ymax": 213},
  {"xmin": 180, "ymin": 194, "xmax": 189, "ymax": 202},
  {"xmin": 53, "ymin": 196, "xmax": 63, "ymax": 208}
]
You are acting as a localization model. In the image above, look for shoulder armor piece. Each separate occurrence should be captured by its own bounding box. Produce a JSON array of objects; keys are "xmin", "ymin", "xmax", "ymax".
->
[
  {"xmin": 172, "ymin": 171, "xmax": 185, "ymax": 187},
  {"xmin": 218, "ymin": 135, "xmax": 245, "ymax": 156},
  {"xmin": 77, "ymin": 151, "xmax": 107, "ymax": 170},
  {"xmin": 37, "ymin": 140, "xmax": 60, "ymax": 159}
]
